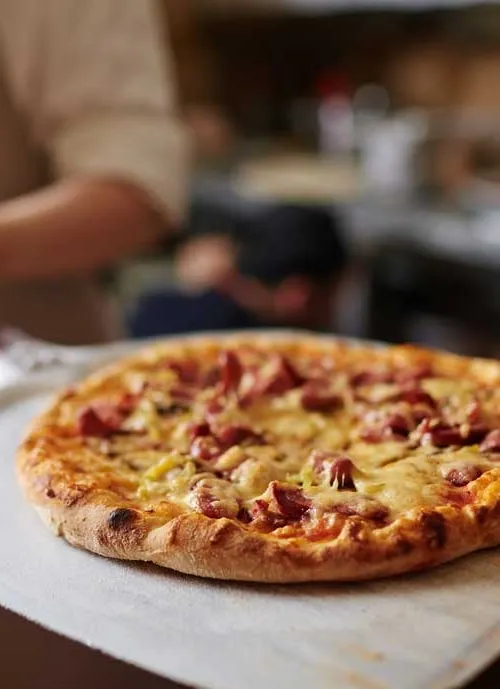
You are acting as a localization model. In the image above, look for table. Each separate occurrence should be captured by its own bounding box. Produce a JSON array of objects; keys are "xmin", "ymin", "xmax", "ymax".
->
[{"xmin": 3, "ymin": 604, "xmax": 499, "ymax": 689}]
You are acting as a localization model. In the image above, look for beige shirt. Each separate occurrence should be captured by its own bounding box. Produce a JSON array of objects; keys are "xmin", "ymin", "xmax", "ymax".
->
[{"xmin": 0, "ymin": 0, "xmax": 189, "ymax": 344}]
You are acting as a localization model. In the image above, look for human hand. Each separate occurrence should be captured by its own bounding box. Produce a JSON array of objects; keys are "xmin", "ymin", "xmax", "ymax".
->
[{"xmin": 175, "ymin": 234, "xmax": 237, "ymax": 293}]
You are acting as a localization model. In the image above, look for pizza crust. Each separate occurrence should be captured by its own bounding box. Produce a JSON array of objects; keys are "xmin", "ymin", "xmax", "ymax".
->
[
  {"xmin": 16, "ymin": 335, "xmax": 500, "ymax": 583},
  {"xmin": 18, "ymin": 467, "xmax": 500, "ymax": 583}
]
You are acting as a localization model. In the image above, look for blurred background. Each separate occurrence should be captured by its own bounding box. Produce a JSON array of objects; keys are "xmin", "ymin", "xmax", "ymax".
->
[
  {"xmin": 116, "ymin": 1, "xmax": 500, "ymax": 358},
  {"xmin": 6, "ymin": 5, "xmax": 500, "ymax": 688}
]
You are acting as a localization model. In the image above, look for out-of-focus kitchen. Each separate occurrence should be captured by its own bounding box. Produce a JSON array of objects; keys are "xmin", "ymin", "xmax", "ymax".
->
[{"xmin": 120, "ymin": 1, "xmax": 500, "ymax": 358}]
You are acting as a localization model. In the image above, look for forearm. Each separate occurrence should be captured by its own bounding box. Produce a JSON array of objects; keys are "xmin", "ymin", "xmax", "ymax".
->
[{"xmin": 0, "ymin": 178, "xmax": 168, "ymax": 281}]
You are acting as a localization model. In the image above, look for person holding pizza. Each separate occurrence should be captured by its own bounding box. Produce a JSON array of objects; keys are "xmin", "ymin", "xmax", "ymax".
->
[
  {"xmin": 0, "ymin": 0, "xmax": 189, "ymax": 345},
  {"xmin": 0, "ymin": 1, "xmax": 189, "ymax": 687}
]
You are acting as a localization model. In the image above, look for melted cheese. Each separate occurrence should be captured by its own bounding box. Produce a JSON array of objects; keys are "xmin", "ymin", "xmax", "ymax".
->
[
  {"xmin": 132, "ymin": 388, "xmax": 498, "ymax": 517},
  {"xmin": 66, "ymin": 348, "xmax": 500, "ymax": 527}
]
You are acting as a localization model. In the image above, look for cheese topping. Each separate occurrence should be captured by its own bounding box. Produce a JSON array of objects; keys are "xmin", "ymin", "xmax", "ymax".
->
[{"xmin": 58, "ymin": 344, "xmax": 500, "ymax": 535}]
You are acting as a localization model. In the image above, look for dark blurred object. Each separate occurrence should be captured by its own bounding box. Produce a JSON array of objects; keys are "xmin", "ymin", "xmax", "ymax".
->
[
  {"xmin": 162, "ymin": 0, "xmax": 234, "ymax": 162},
  {"xmin": 128, "ymin": 204, "xmax": 347, "ymax": 337},
  {"xmin": 366, "ymin": 240, "xmax": 500, "ymax": 356},
  {"xmin": 128, "ymin": 289, "xmax": 259, "ymax": 336},
  {"xmin": 237, "ymin": 204, "xmax": 346, "ymax": 286},
  {"xmin": 472, "ymin": 138, "xmax": 500, "ymax": 184}
]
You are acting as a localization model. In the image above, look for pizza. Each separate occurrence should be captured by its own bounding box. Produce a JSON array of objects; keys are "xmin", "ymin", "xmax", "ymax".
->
[{"xmin": 16, "ymin": 335, "xmax": 500, "ymax": 583}]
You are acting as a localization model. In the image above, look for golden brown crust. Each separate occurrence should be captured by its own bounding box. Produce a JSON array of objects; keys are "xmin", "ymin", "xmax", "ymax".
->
[{"xmin": 16, "ymin": 335, "xmax": 500, "ymax": 583}]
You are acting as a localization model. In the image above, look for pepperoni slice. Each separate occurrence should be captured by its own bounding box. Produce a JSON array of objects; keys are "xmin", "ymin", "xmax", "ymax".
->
[
  {"xmin": 77, "ymin": 395, "xmax": 139, "ymax": 437},
  {"xmin": 301, "ymin": 382, "xmax": 343, "ymax": 413},
  {"xmin": 385, "ymin": 413, "xmax": 413, "ymax": 437},
  {"xmin": 351, "ymin": 370, "xmax": 393, "ymax": 387},
  {"xmin": 250, "ymin": 498, "xmax": 272, "ymax": 520},
  {"xmin": 239, "ymin": 355, "xmax": 304, "ymax": 405},
  {"xmin": 329, "ymin": 457, "xmax": 356, "ymax": 491},
  {"xmin": 165, "ymin": 359, "xmax": 200, "ymax": 384},
  {"xmin": 236, "ymin": 375, "xmax": 259, "ymax": 410},
  {"xmin": 279, "ymin": 355, "xmax": 305, "ymax": 387},
  {"xmin": 190, "ymin": 436, "xmax": 223, "ymax": 461},
  {"xmin": 352, "ymin": 364, "xmax": 434, "ymax": 389},
  {"xmin": 465, "ymin": 400, "xmax": 482, "ymax": 424},
  {"xmin": 77, "ymin": 407, "xmax": 120, "ymax": 438},
  {"xmin": 360, "ymin": 428, "xmax": 386, "ymax": 443},
  {"xmin": 424, "ymin": 426, "xmax": 462, "ymax": 447},
  {"xmin": 411, "ymin": 407, "xmax": 433, "ymax": 425},
  {"xmin": 259, "ymin": 355, "xmax": 304, "ymax": 396},
  {"xmin": 312, "ymin": 451, "xmax": 356, "ymax": 490},
  {"xmin": 394, "ymin": 364, "xmax": 433, "ymax": 386},
  {"xmin": 443, "ymin": 465, "xmax": 482, "ymax": 487},
  {"xmin": 203, "ymin": 366, "xmax": 221, "ymax": 388},
  {"xmin": 169, "ymin": 385, "xmax": 196, "ymax": 403},
  {"xmin": 177, "ymin": 361, "xmax": 200, "ymax": 384},
  {"xmin": 216, "ymin": 424, "xmax": 263, "ymax": 448},
  {"xmin": 93, "ymin": 403, "xmax": 128, "ymax": 429},
  {"xmin": 236, "ymin": 507, "xmax": 252, "ymax": 524},
  {"xmin": 202, "ymin": 397, "xmax": 225, "ymax": 425},
  {"xmin": 361, "ymin": 412, "xmax": 412, "ymax": 443},
  {"xmin": 193, "ymin": 491, "xmax": 240, "ymax": 519},
  {"xmin": 249, "ymin": 499, "xmax": 287, "ymax": 530},
  {"xmin": 480, "ymin": 429, "xmax": 500, "ymax": 454},
  {"xmin": 423, "ymin": 423, "xmax": 488, "ymax": 448},
  {"xmin": 189, "ymin": 422, "xmax": 211, "ymax": 441},
  {"xmin": 219, "ymin": 350, "xmax": 243, "ymax": 394},
  {"xmin": 115, "ymin": 393, "xmax": 140, "ymax": 415},
  {"xmin": 392, "ymin": 388, "xmax": 437, "ymax": 409},
  {"xmin": 189, "ymin": 421, "xmax": 262, "ymax": 458},
  {"xmin": 269, "ymin": 482, "xmax": 311, "ymax": 520},
  {"xmin": 194, "ymin": 493, "xmax": 222, "ymax": 518}
]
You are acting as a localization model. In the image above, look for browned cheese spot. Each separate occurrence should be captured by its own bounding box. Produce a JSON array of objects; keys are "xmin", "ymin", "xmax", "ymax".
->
[
  {"xmin": 108, "ymin": 507, "xmax": 138, "ymax": 531},
  {"xmin": 394, "ymin": 538, "xmax": 414, "ymax": 556},
  {"xmin": 420, "ymin": 512, "xmax": 447, "ymax": 550},
  {"xmin": 474, "ymin": 505, "xmax": 489, "ymax": 525}
]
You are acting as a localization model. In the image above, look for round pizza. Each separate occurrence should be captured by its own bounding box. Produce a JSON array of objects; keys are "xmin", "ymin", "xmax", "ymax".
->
[{"xmin": 17, "ymin": 335, "xmax": 500, "ymax": 582}]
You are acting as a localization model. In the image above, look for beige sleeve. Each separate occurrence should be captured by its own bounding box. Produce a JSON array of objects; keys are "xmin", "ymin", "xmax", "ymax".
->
[{"xmin": 1, "ymin": 0, "xmax": 191, "ymax": 224}]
